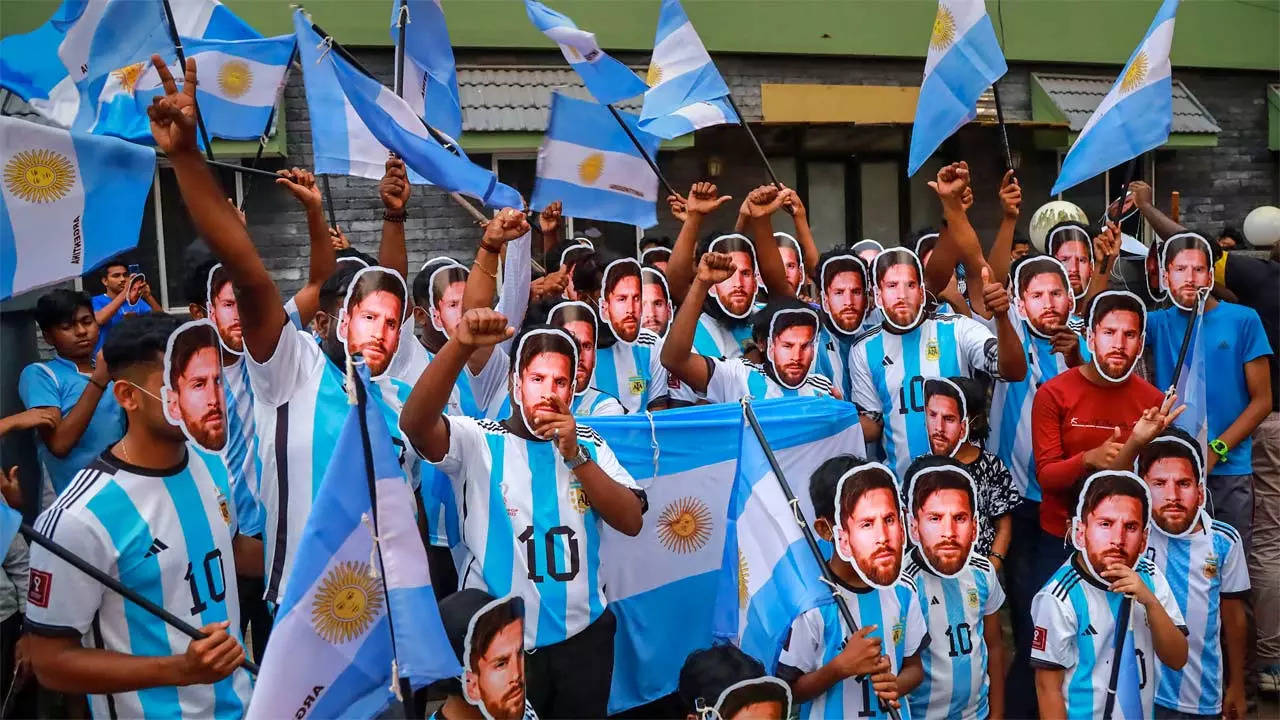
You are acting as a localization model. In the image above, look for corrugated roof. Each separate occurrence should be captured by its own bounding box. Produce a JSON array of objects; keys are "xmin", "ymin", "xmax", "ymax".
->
[
  {"xmin": 458, "ymin": 66, "xmax": 645, "ymax": 132},
  {"xmin": 1032, "ymin": 72, "xmax": 1220, "ymax": 134}
]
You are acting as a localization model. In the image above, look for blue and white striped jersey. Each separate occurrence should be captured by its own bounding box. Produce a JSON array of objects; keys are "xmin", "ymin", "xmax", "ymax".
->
[
  {"xmin": 847, "ymin": 315, "xmax": 1000, "ymax": 479},
  {"xmin": 573, "ymin": 387, "xmax": 625, "ymax": 416},
  {"xmin": 26, "ymin": 449, "xmax": 252, "ymax": 719},
  {"xmin": 987, "ymin": 317, "xmax": 1089, "ymax": 502},
  {"xmin": 388, "ymin": 333, "xmax": 486, "ymax": 417},
  {"xmin": 431, "ymin": 417, "xmax": 642, "ymax": 648},
  {"xmin": 814, "ymin": 326, "xmax": 855, "ymax": 401},
  {"xmin": 693, "ymin": 312, "xmax": 753, "ymax": 360},
  {"xmin": 220, "ymin": 357, "xmax": 264, "ymax": 536},
  {"xmin": 778, "ymin": 575, "xmax": 927, "ymax": 720},
  {"xmin": 1031, "ymin": 555, "xmax": 1186, "ymax": 720},
  {"xmin": 706, "ymin": 358, "xmax": 833, "ymax": 404},
  {"xmin": 247, "ymin": 324, "xmax": 418, "ymax": 604},
  {"xmin": 1147, "ymin": 519, "xmax": 1250, "ymax": 715},
  {"xmin": 905, "ymin": 554, "xmax": 1005, "ymax": 720},
  {"xmin": 593, "ymin": 330, "xmax": 671, "ymax": 413}
]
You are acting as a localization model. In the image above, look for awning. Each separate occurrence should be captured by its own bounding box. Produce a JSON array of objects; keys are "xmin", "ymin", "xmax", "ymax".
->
[
  {"xmin": 1030, "ymin": 72, "xmax": 1220, "ymax": 150},
  {"xmin": 758, "ymin": 83, "xmax": 1062, "ymax": 128},
  {"xmin": 1268, "ymin": 84, "xmax": 1279, "ymax": 151}
]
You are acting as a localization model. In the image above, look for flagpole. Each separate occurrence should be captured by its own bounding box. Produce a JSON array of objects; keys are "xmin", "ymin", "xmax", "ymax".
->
[
  {"xmin": 240, "ymin": 43, "xmax": 301, "ymax": 210},
  {"xmin": 394, "ymin": 0, "xmax": 409, "ymax": 97},
  {"xmin": 321, "ymin": 174, "xmax": 338, "ymax": 230},
  {"xmin": 991, "ymin": 83, "xmax": 1015, "ymax": 172},
  {"xmin": 159, "ymin": 0, "xmax": 216, "ymax": 163},
  {"xmin": 605, "ymin": 104, "xmax": 677, "ymax": 199},
  {"xmin": 1100, "ymin": 155, "xmax": 1140, "ymax": 277},
  {"xmin": 724, "ymin": 94, "xmax": 781, "ymax": 190},
  {"xmin": 1101, "ymin": 598, "xmax": 1134, "ymax": 720},
  {"xmin": 20, "ymin": 524, "xmax": 260, "ymax": 675},
  {"xmin": 1169, "ymin": 286, "xmax": 1208, "ymax": 393},
  {"xmin": 741, "ymin": 399, "xmax": 902, "ymax": 720}
]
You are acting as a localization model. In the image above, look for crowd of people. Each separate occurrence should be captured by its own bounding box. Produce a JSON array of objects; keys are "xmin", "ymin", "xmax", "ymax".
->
[{"xmin": 0, "ymin": 58, "xmax": 1276, "ymax": 720}]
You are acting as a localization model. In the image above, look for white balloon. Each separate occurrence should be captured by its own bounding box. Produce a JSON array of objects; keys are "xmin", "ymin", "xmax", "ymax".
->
[
  {"xmin": 1243, "ymin": 206, "xmax": 1280, "ymax": 248},
  {"xmin": 1029, "ymin": 201, "xmax": 1089, "ymax": 253}
]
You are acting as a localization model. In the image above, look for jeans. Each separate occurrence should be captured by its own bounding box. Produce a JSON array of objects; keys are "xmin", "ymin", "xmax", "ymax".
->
[{"xmin": 1249, "ymin": 411, "xmax": 1280, "ymax": 664}]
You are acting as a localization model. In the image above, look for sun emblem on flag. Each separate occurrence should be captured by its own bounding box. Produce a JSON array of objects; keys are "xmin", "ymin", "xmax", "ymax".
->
[
  {"xmin": 578, "ymin": 152, "xmax": 605, "ymax": 184},
  {"xmin": 113, "ymin": 62, "xmax": 146, "ymax": 94},
  {"xmin": 737, "ymin": 549, "xmax": 750, "ymax": 608},
  {"xmin": 218, "ymin": 60, "xmax": 253, "ymax": 99},
  {"xmin": 657, "ymin": 497, "xmax": 712, "ymax": 553},
  {"xmin": 311, "ymin": 560, "xmax": 384, "ymax": 645},
  {"xmin": 646, "ymin": 63, "xmax": 663, "ymax": 87},
  {"xmin": 4, "ymin": 149, "xmax": 75, "ymax": 204},
  {"xmin": 1121, "ymin": 52, "xmax": 1149, "ymax": 94},
  {"xmin": 930, "ymin": 5, "xmax": 957, "ymax": 51}
]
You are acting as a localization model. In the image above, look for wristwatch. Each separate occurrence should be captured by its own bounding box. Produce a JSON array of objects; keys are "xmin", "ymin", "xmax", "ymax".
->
[
  {"xmin": 1209, "ymin": 438, "xmax": 1230, "ymax": 464},
  {"xmin": 564, "ymin": 443, "xmax": 591, "ymax": 471}
]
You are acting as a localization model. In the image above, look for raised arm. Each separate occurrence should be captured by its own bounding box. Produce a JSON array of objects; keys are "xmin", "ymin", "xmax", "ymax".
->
[
  {"xmin": 660, "ymin": 253, "xmax": 735, "ymax": 394},
  {"xmin": 927, "ymin": 162, "xmax": 991, "ymax": 316},
  {"xmin": 981, "ymin": 267, "xmax": 1027, "ymax": 381},
  {"xmin": 1080, "ymin": 221, "xmax": 1122, "ymax": 311},
  {"xmin": 92, "ymin": 277, "xmax": 135, "ymax": 326},
  {"xmin": 742, "ymin": 185, "xmax": 794, "ymax": 298},
  {"xmin": 40, "ymin": 352, "xmax": 111, "ymax": 458},
  {"xmin": 782, "ymin": 190, "xmax": 820, "ymax": 281},
  {"xmin": 275, "ymin": 168, "xmax": 336, "ymax": 323},
  {"xmin": 378, "ymin": 156, "xmax": 411, "ymax": 278},
  {"xmin": 667, "ymin": 182, "xmax": 732, "ymax": 301},
  {"xmin": 146, "ymin": 56, "xmax": 286, "ymax": 363},
  {"xmin": 461, "ymin": 209, "xmax": 530, "ymax": 374},
  {"xmin": 537, "ymin": 201, "xmax": 563, "ymax": 258},
  {"xmin": 1128, "ymin": 181, "xmax": 1187, "ymax": 241},
  {"xmin": 988, "ymin": 170, "xmax": 1022, "ymax": 285}
]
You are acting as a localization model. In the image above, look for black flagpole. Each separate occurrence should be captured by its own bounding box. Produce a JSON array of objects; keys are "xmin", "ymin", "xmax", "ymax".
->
[
  {"xmin": 991, "ymin": 83, "xmax": 1014, "ymax": 172},
  {"xmin": 1101, "ymin": 598, "xmax": 1134, "ymax": 720},
  {"xmin": 159, "ymin": 0, "xmax": 216, "ymax": 163},
  {"xmin": 21, "ymin": 523, "xmax": 259, "ymax": 675},
  {"xmin": 741, "ymin": 399, "xmax": 901, "ymax": 720},
  {"xmin": 724, "ymin": 94, "xmax": 781, "ymax": 189},
  {"xmin": 321, "ymin": 174, "xmax": 338, "ymax": 230},
  {"xmin": 605, "ymin": 104, "xmax": 677, "ymax": 199},
  {"xmin": 240, "ymin": 42, "xmax": 302, "ymax": 209}
]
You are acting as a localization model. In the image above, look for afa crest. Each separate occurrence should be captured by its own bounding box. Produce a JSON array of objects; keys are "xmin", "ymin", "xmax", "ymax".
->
[
  {"xmin": 628, "ymin": 376, "xmax": 646, "ymax": 396},
  {"xmin": 311, "ymin": 561, "xmax": 384, "ymax": 645},
  {"xmin": 218, "ymin": 493, "xmax": 231, "ymax": 526},
  {"xmin": 569, "ymin": 481, "xmax": 591, "ymax": 514},
  {"xmin": 966, "ymin": 587, "xmax": 980, "ymax": 610},
  {"xmin": 1203, "ymin": 554, "xmax": 1219, "ymax": 580},
  {"xmin": 926, "ymin": 340, "xmax": 940, "ymax": 362},
  {"xmin": 892, "ymin": 621, "xmax": 905, "ymax": 646}
]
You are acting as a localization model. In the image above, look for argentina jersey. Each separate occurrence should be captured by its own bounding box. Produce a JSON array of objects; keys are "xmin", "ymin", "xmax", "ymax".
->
[
  {"xmin": 814, "ymin": 325, "xmax": 855, "ymax": 401},
  {"xmin": 592, "ymin": 329, "xmax": 671, "ymax": 413},
  {"xmin": 705, "ymin": 358, "xmax": 832, "ymax": 404},
  {"xmin": 26, "ymin": 450, "xmax": 252, "ymax": 719},
  {"xmin": 779, "ymin": 576, "xmax": 927, "ymax": 720},
  {"xmin": 573, "ymin": 387, "xmax": 625, "ymax": 416},
  {"xmin": 847, "ymin": 315, "xmax": 999, "ymax": 478},
  {"xmin": 693, "ymin": 312, "xmax": 753, "ymax": 360},
  {"xmin": 221, "ymin": 357, "xmax": 264, "ymax": 535},
  {"xmin": 905, "ymin": 555, "xmax": 1005, "ymax": 720},
  {"xmin": 1030, "ymin": 555, "xmax": 1186, "ymax": 720},
  {"xmin": 987, "ymin": 318, "xmax": 1089, "ymax": 502},
  {"xmin": 1146, "ymin": 519, "xmax": 1249, "ymax": 715},
  {"xmin": 430, "ymin": 417, "xmax": 642, "ymax": 648}
]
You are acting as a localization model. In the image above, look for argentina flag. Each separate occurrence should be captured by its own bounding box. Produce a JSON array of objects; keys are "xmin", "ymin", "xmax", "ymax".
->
[
  {"xmin": 588, "ymin": 397, "xmax": 864, "ymax": 712},
  {"xmin": 168, "ymin": 0, "xmax": 263, "ymax": 41},
  {"xmin": 907, "ymin": 0, "xmax": 1008, "ymax": 176},
  {"xmin": 392, "ymin": 0, "xmax": 463, "ymax": 140},
  {"xmin": 1052, "ymin": 0, "xmax": 1181, "ymax": 194},
  {"xmin": 525, "ymin": 0, "xmax": 648, "ymax": 105},
  {"xmin": 637, "ymin": 0, "xmax": 739, "ymax": 139},
  {"xmin": 532, "ymin": 92, "xmax": 660, "ymax": 228},
  {"xmin": 1171, "ymin": 297, "xmax": 1209, "ymax": 457},
  {"xmin": 246, "ymin": 368, "xmax": 459, "ymax": 720},
  {"xmin": 0, "ymin": 116, "xmax": 154, "ymax": 300}
]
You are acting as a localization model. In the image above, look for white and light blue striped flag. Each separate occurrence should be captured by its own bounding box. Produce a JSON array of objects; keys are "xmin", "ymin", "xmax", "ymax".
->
[
  {"xmin": 169, "ymin": 0, "xmax": 263, "ymax": 42},
  {"xmin": 246, "ymin": 368, "xmax": 459, "ymax": 720},
  {"xmin": 391, "ymin": 0, "xmax": 463, "ymax": 141},
  {"xmin": 587, "ymin": 397, "xmax": 864, "ymax": 712},
  {"xmin": 525, "ymin": 0, "xmax": 648, "ymax": 105},
  {"xmin": 1172, "ymin": 298, "xmax": 1209, "ymax": 458},
  {"xmin": 0, "ymin": 0, "xmax": 176, "ymax": 131},
  {"xmin": 637, "ymin": 0, "xmax": 739, "ymax": 139},
  {"xmin": 907, "ymin": 0, "xmax": 1008, "ymax": 176},
  {"xmin": 0, "ymin": 116, "xmax": 155, "ymax": 300},
  {"xmin": 1051, "ymin": 0, "xmax": 1181, "ymax": 195},
  {"xmin": 532, "ymin": 92, "xmax": 659, "ymax": 228}
]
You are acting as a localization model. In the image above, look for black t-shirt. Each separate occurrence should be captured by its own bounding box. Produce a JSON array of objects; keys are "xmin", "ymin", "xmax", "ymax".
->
[{"xmin": 1224, "ymin": 253, "xmax": 1279, "ymax": 410}]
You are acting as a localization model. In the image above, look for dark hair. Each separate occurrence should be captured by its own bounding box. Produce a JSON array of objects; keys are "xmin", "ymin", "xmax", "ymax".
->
[
  {"xmin": 336, "ymin": 246, "xmax": 377, "ymax": 266},
  {"xmin": 1012, "ymin": 233, "xmax": 1031, "ymax": 248},
  {"xmin": 849, "ymin": 239, "xmax": 884, "ymax": 256},
  {"xmin": 1088, "ymin": 292, "xmax": 1146, "ymax": 335},
  {"xmin": 346, "ymin": 268, "xmax": 405, "ymax": 315},
  {"xmin": 183, "ymin": 258, "xmax": 222, "ymax": 307},
  {"xmin": 923, "ymin": 377, "xmax": 964, "ymax": 414},
  {"xmin": 510, "ymin": 324, "xmax": 576, "ymax": 375},
  {"xmin": 640, "ymin": 247, "xmax": 671, "ymax": 269},
  {"xmin": 1046, "ymin": 221, "xmax": 1091, "ymax": 257},
  {"xmin": 548, "ymin": 240, "xmax": 591, "ymax": 273},
  {"xmin": 101, "ymin": 259, "xmax": 128, "ymax": 277},
  {"xmin": 641, "ymin": 266, "xmax": 670, "ymax": 296},
  {"xmin": 430, "ymin": 264, "xmax": 468, "ymax": 309},
  {"xmin": 602, "ymin": 257, "xmax": 642, "ymax": 299},
  {"xmin": 913, "ymin": 231, "xmax": 940, "ymax": 260},
  {"xmin": 320, "ymin": 263, "xmax": 361, "ymax": 314},
  {"xmin": 838, "ymin": 464, "xmax": 900, "ymax": 526},
  {"xmin": 33, "ymin": 289, "xmax": 92, "ymax": 331},
  {"xmin": 103, "ymin": 313, "xmax": 183, "ymax": 380},
  {"xmin": 817, "ymin": 249, "xmax": 867, "ymax": 294},
  {"xmin": 640, "ymin": 235, "xmax": 672, "ymax": 251},
  {"xmin": 1161, "ymin": 234, "xmax": 1212, "ymax": 269},
  {"xmin": 677, "ymin": 645, "xmax": 766, "ymax": 716},
  {"xmin": 905, "ymin": 456, "xmax": 975, "ymax": 518},
  {"xmin": 167, "ymin": 323, "xmax": 219, "ymax": 389},
  {"xmin": 719, "ymin": 679, "xmax": 789, "ymax": 720},
  {"xmin": 873, "ymin": 248, "xmax": 920, "ymax": 286},
  {"xmin": 707, "ymin": 234, "xmax": 755, "ymax": 266},
  {"xmin": 546, "ymin": 300, "xmax": 597, "ymax": 331},
  {"xmin": 413, "ymin": 258, "xmax": 461, "ymax": 306},
  {"xmin": 1218, "ymin": 226, "xmax": 1244, "ymax": 244},
  {"xmin": 571, "ymin": 252, "xmax": 605, "ymax": 297},
  {"xmin": 1137, "ymin": 426, "xmax": 1204, "ymax": 480},
  {"xmin": 466, "ymin": 597, "xmax": 524, "ymax": 671},
  {"xmin": 752, "ymin": 296, "xmax": 816, "ymax": 346},
  {"xmin": 1015, "ymin": 256, "xmax": 1070, "ymax": 298},
  {"xmin": 954, "ymin": 376, "xmax": 989, "ymax": 441},
  {"xmin": 810, "ymin": 454, "xmax": 869, "ymax": 523},
  {"xmin": 1080, "ymin": 472, "xmax": 1150, "ymax": 522}
]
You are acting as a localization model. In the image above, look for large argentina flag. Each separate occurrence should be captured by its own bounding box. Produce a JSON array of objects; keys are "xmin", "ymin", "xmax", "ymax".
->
[
  {"xmin": 525, "ymin": 0, "xmax": 648, "ymax": 105},
  {"xmin": 907, "ymin": 0, "xmax": 1007, "ymax": 176},
  {"xmin": 392, "ymin": 0, "xmax": 463, "ymax": 141},
  {"xmin": 637, "ymin": 0, "xmax": 739, "ymax": 139},
  {"xmin": 1052, "ymin": 0, "xmax": 1181, "ymax": 194},
  {"xmin": 532, "ymin": 92, "xmax": 660, "ymax": 228},
  {"xmin": 586, "ymin": 397, "xmax": 864, "ymax": 712},
  {"xmin": 0, "ymin": 116, "xmax": 154, "ymax": 300},
  {"xmin": 246, "ymin": 369, "xmax": 459, "ymax": 720}
]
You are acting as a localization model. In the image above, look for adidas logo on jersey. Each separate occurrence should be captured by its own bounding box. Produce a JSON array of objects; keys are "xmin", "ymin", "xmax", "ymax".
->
[
  {"xmin": 143, "ymin": 538, "xmax": 169, "ymax": 558},
  {"xmin": 1081, "ymin": 624, "xmax": 1098, "ymax": 637},
  {"xmin": 930, "ymin": 596, "xmax": 940, "ymax": 606},
  {"xmin": 882, "ymin": 355, "xmax": 894, "ymax": 368}
]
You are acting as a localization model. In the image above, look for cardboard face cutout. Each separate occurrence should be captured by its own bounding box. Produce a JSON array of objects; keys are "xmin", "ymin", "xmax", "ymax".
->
[
  {"xmin": 509, "ymin": 327, "xmax": 578, "ymax": 436},
  {"xmin": 1047, "ymin": 224, "xmax": 1095, "ymax": 299},
  {"xmin": 774, "ymin": 232, "xmax": 804, "ymax": 294},
  {"xmin": 913, "ymin": 232, "xmax": 940, "ymax": 269},
  {"xmin": 462, "ymin": 596, "xmax": 527, "ymax": 720},
  {"xmin": 641, "ymin": 246, "xmax": 671, "ymax": 274},
  {"xmin": 338, "ymin": 266, "xmax": 408, "ymax": 379},
  {"xmin": 1086, "ymin": 290, "xmax": 1146, "ymax": 384},
  {"xmin": 162, "ymin": 319, "xmax": 228, "ymax": 453},
  {"xmin": 1138, "ymin": 435, "xmax": 1208, "ymax": 538},
  {"xmin": 906, "ymin": 464, "xmax": 981, "ymax": 578},
  {"xmin": 833, "ymin": 462, "xmax": 906, "ymax": 589},
  {"xmin": 871, "ymin": 249, "xmax": 925, "ymax": 331},
  {"xmin": 708, "ymin": 677, "xmax": 793, "ymax": 720},
  {"xmin": 1071, "ymin": 471, "xmax": 1152, "ymax": 584},
  {"xmin": 428, "ymin": 261, "xmax": 469, "ymax": 338},
  {"xmin": 1012, "ymin": 256, "xmax": 1076, "ymax": 339},
  {"xmin": 204, "ymin": 263, "xmax": 243, "ymax": 355},
  {"xmin": 1159, "ymin": 233, "xmax": 1214, "ymax": 311},
  {"xmin": 640, "ymin": 267, "xmax": 672, "ymax": 337},
  {"xmin": 922, "ymin": 377, "xmax": 968, "ymax": 457},
  {"xmin": 1145, "ymin": 239, "xmax": 1168, "ymax": 303},
  {"xmin": 708, "ymin": 234, "xmax": 758, "ymax": 319},
  {"xmin": 850, "ymin": 239, "xmax": 884, "ymax": 268},
  {"xmin": 599, "ymin": 258, "xmax": 643, "ymax": 344},
  {"xmin": 818, "ymin": 254, "xmax": 869, "ymax": 337},
  {"xmin": 547, "ymin": 300, "xmax": 598, "ymax": 396},
  {"xmin": 766, "ymin": 308, "xmax": 818, "ymax": 389}
]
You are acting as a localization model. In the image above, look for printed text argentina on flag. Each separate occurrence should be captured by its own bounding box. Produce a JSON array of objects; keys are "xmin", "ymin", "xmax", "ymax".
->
[
  {"xmin": 246, "ymin": 369, "xmax": 458, "ymax": 720},
  {"xmin": 587, "ymin": 397, "xmax": 864, "ymax": 712}
]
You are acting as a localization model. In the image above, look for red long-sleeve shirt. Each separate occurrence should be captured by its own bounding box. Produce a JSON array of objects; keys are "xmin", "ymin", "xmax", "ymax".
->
[{"xmin": 1031, "ymin": 367, "xmax": 1164, "ymax": 538}]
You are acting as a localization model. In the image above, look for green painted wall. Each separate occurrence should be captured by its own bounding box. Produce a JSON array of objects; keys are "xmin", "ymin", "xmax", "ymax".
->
[{"xmin": 2, "ymin": 0, "xmax": 1277, "ymax": 71}]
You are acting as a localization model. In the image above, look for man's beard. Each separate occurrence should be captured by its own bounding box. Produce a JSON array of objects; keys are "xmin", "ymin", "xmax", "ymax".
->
[
  {"xmin": 1100, "ymin": 352, "xmax": 1136, "ymax": 379},
  {"xmin": 189, "ymin": 411, "xmax": 226, "ymax": 451},
  {"xmin": 1087, "ymin": 546, "xmax": 1137, "ymax": 575},
  {"xmin": 928, "ymin": 433, "xmax": 957, "ymax": 455},
  {"xmin": 923, "ymin": 540, "xmax": 968, "ymax": 575},
  {"xmin": 1155, "ymin": 504, "xmax": 1196, "ymax": 535},
  {"xmin": 856, "ymin": 548, "xmax": 901, "ymax": 586}
]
